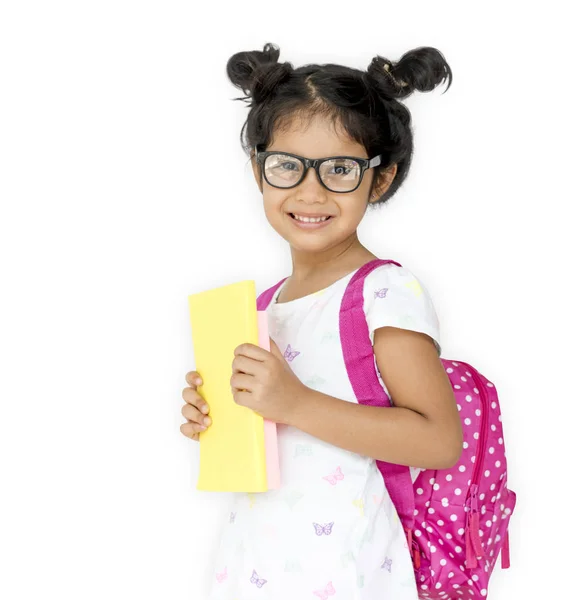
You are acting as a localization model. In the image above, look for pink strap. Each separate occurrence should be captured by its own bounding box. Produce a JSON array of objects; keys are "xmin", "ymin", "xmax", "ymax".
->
[
  {"xmin": 338, "ymin": 258, "xmax": 416, "ymax": 533},
  {"xmin": 256, "ymin": 260, "xmax": 416, "ymax": 533},
  {"xmin": 257, "ymin": 277, "xmax": 287, "ymax": 310},
  {"xmin": 466, "ymin": 511, "xmax": 485, "ymax": 568},
  {"xmin": 501, "ymin": 529, "xmax": 511, "ymax": 569},
  {"xmin": 466, "ymin": 527, "xmax": 475, "ymax": 568}
]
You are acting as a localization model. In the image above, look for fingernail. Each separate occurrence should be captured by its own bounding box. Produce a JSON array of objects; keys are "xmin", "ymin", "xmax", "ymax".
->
[
  {"xmin": 203, "ymin": 417, "xmax": 211, "ymax": 426},
  {"xmin": 201, "ymin": 405, "xmax": 209, "ymax": 414},
  {"xmin": 196, "ymin": 378, "xmax": 202, "ymax": 386},
  {"xmin": 199, "ymin": 425, "xmax": 207, "ymax": 431}
]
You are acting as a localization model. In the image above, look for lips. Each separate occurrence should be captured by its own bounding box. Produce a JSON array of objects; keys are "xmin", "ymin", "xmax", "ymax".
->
[
  {"xmin": 287, "ymin": 212, "xmax": 334, "ymax": 230},
  {"xmin": 288, "ymin": 213, "xmax": 333, "ymax": 221}
]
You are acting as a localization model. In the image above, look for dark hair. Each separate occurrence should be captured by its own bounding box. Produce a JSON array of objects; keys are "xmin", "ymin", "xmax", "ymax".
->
[{"xmin": 226, "ymin": 43, "xmax": 452, "ymax": 208}]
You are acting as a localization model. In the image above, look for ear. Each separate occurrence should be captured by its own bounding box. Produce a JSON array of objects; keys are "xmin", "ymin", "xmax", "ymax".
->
[
  {"xmin": 250, "ymin": 151, "xmax": 263, "ymax": 193},
  {"xmin": 369, "ymin": 163, "xmax": 398, "ymax": 203}
]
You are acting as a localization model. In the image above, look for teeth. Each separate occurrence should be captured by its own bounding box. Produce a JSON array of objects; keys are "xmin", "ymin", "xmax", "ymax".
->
[{"xmin": 292, "ymin": 214, "xmax": 329, "ymax": 223}]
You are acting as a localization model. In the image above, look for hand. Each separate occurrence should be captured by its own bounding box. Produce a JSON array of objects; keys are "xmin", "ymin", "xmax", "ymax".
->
[
  {"xmin": 181, "ymin": 371, "xmax": 211, "ymax": 441},
  {"xmin": 230, "ymin": 338, "xmax": 306, "ymax": 424}
]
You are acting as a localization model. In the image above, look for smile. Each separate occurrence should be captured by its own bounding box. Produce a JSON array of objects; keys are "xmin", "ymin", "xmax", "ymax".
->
[{"xmin": 288, "ymin": 213, "xmax": 334, "ymax": 229}]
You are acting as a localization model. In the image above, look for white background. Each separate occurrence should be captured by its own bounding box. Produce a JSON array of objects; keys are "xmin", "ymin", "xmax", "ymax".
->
[{"xmin": 1, "ymin": 1, "xmax": 569, "ymax": 599}]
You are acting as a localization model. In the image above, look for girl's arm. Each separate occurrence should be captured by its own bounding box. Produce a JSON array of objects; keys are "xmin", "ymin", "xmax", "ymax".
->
[{"xmin": 286, "ymin": 327, "xmax": 463, "ymax": 470}]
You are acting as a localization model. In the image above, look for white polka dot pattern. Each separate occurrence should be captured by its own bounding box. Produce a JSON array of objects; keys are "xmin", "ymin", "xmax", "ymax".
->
[
  {"xmin": 330, "ymin": 258, "xmax": 518, "ymax": 600},
  {"xmin": 412, "ymin": 361, "xmax": 516, "ymax": 599}
]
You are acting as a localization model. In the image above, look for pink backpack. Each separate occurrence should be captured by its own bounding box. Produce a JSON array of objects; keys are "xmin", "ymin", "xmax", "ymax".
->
[{"xmin": 257, "ymin": 258, "xmax": 516, "ymax": 599}]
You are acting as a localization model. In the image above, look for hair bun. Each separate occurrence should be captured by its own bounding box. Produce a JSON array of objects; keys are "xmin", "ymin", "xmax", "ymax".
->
[
  {"xmin": 226, "ymin": 42, "xmax": 293, "ymax": 106},
  {"xmin": 367, "ymin": 46, "xmax": 452, "ymax": 100}
]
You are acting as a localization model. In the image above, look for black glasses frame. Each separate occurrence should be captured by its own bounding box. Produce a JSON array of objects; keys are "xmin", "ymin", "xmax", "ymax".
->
[{"xmin": 254, "ymin": 145, "xmax": 382, "ymax": 193}]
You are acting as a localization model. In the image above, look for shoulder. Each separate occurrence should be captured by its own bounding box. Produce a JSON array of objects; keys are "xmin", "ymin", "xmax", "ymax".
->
[
  {"xmin": 362, "ymin": 262, "xmax": 441, "ymax": 356},
  {"xmin": 362, "ymin": 262, "xmax": 436, "ymax": 312}
]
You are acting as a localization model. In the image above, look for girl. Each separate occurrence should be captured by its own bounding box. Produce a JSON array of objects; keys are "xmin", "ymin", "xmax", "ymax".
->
[{"xmin": 182, "ymin": 43, "xmax": 463, "ymax": 600}]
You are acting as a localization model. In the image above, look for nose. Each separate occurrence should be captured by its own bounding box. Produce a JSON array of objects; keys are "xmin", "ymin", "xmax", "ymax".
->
[{"xmin": 297, "ymin": 164, "xmax": 328, "ymax": 201}]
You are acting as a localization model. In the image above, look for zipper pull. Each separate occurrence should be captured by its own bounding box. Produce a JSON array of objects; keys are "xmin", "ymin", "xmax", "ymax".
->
[
  {"xmin": 468, "ymin": 511, "xmax": 485, "ymax": 562},
  {"xmin": 466, "ymin": 484, "xmax": 485, "ymax": 568},
  {"xmin": 411, "ymin": 539, "xmax": 421, "ymax": 569},
  {"xmin": 469, "ymin": 483, "xmax": 479, "ymax": 512},
  {"xmin": 501, "ymin": 529, "xmax": 511, "ymax": 569},
  {"xmin": 405, "ymin": 527, "xmax": 413, "ymax": 554}
]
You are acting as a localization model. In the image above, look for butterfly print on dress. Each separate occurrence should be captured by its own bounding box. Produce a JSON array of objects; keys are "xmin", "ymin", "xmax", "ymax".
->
[
  {"xmin": 262, "ymin": 523, "xmax": 278, "ymax": 539},
  {"xmin": 381, "ymin": 557, "xmax": 392, "ymax": 572},
  {"xmin": 322, "ymin": 466, "xmax": 344, "ymax": 485},
  {"xmin": 250, "ymin": 569, "xmax": 267, "ymax": 588},
  {"xmin": 295, "ymin": 443, "xmax": 314, "ymax": 457},
  {"xmin": 305, "ymin": 374, "xmax": 326, "ymax": 387},
  {"xmin": 215, "ymin": 566, "xmax": 228, "ymax": 583},
  {"xmin": 352, "ymin": 498, "xmax": 364, "ymax": 516},
  {"xmin": 312, "ymin": 522, "xmax": 334, "ymax": 536},
  {"xmin": 340, "ymin": 550, "xmax": 355, "ymax": 567},
  {"xmin": 313, "ymin": 581, "xmax": 336, "ymax": 599},
  {"xmin": 283, "ymin": 344, "xmax": 300, "ymax": 362},
  {"xmin": 284, "ymin": 559, "xmax": 303, "ymax": 573},
  {"xmin": 283, "ymin": 489, "xmax": 304, "ymax": 509},
  {"xmin": 235, "ymin": 540, "xmax": 246, "ymax": 556},
  {"xmin": 405, "ymin": 279, "xmax": 423, "ymax": 297},
  {"xmin": 321, "ymin": 331, "xmax": 337, "ymax": 343},
  {"xmin": 374, "ymin": 288, "xmax": 389, "ymax": 299},
  {"xmin": 359, "ymin": 525, "xmax": 375, "ymax": 549}
]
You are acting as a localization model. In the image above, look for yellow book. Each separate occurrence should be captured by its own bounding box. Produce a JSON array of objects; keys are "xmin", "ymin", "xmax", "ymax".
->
[{"xmin": 188, "ymin": 279, "xmax": 275, "ymax": 492}]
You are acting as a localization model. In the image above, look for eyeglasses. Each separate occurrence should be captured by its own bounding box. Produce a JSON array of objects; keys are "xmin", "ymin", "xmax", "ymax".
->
[{"xmin": 254, "ymin": 145, "xmax": 382, "ymax": 193}]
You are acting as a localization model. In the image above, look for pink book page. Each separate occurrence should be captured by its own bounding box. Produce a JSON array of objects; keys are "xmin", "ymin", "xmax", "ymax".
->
[{"xmin": 257, "ymin": 310, "xmax": 281, "ymax": 489}]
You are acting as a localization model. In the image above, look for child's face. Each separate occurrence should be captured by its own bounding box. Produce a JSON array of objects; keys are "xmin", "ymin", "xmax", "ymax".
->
[{"xmin": 251, "ymin": 113, "xmax": 394, "ymax": 255}]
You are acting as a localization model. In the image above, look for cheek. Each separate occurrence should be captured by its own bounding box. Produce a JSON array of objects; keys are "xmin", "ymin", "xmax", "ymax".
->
[
  {"xmin": 261, "ymin": 191, "xmax": 368, "ymax": 236},
  {"xmin": 335, "ymin": 193, "xmax": 369, "ymax": 224},
  {"xmin": 262, "ymin": 193, "xmax": 288, "ymax": 222}
]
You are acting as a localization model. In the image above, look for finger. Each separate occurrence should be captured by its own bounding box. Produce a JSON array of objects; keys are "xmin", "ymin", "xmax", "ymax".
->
[
  {"xmin": 234, "ymin": 343, "xmax": 268, "ymax": 362},
  {"xmin": 185, "ymin": 371, "xmax": 203, "ymax": 388},
  {"xmin": 180, "ymin": 421, "xmax": 202, "ymax": 441},
  {"xmin": 186, "ymin": 419, "xmax": 208, "ymax": 434},
  {"xmin": 233, "ymin": 388, "xmax": 252, "ymax": 408},
  {"xmin": 181, "ymin": 403, "xmax": 212, "ymax": 428},
  {"xmin": 232, "ymin": 355, "xmax": 262, "ymax": 377},
  {"xmin": 230, "ymin": 372, "xmax": 255, "ymax": 392},
  {"xmin": 182, "ymin": 387, "xmax": 210, "ymax": 414}
]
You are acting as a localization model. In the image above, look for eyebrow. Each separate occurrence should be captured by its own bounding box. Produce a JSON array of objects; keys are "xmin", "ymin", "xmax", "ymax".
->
[{"xmin": 269, "ymin": 150, "xmax": 368, "ymax": 160}]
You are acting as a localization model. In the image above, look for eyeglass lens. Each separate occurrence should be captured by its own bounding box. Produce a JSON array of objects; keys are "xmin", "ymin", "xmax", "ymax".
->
[{"xmin": 264, "ymin": 153, "xmax": 362, "ymax": 192}]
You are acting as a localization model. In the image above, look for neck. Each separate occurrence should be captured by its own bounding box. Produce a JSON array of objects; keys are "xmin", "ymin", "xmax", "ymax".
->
[{"xmin": 289, "ymin": 234, "xmax": 375, "ymax": 282}]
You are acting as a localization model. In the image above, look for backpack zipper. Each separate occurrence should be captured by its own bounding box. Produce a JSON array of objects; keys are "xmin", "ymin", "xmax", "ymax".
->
[
  {"xmin": 454, "ymin": 361, "xmax": 489, "ymax": 567},
  {"xmin": 468, "ymin": 364, "xmax": 489, "ymax": 488}
]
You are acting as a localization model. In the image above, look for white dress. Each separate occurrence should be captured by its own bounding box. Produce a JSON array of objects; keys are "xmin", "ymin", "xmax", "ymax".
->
[{"xmin": 207, "ymin": 261, "xmax": 442, "ymax": 600}]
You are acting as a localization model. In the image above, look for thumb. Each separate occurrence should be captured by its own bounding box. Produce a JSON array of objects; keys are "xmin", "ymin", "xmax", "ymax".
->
[{"xmin": 269, "ymin": 337, "xmax": 284, "ymax": 360}]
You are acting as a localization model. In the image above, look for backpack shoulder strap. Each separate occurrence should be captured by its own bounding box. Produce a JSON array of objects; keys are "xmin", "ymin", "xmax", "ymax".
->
[
  {"xmin": 339, "ymin": 258, "xmax": 415, "ymax": 533},
  {"xmin": 257, "ymin": 277, "xmax": 288, "ymax": 310}
]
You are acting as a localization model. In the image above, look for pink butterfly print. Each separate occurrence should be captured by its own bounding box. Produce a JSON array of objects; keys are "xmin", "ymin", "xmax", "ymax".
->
[
  {"xmin": 381, "ymin": 557, "xmax": 392, "ymax": 572},
  {"xmin": 262, "ymin": 523, "xmax": 278, "ymax": 538},
  {"xmin": 250, "ymin": 569, "xmax": 267, "ymax": 588},
  {"xmin": 374, "ymin": 287, "xmax": 389, "ymax": 299},
  {"xmin": 283, "ymin": 344, "xmax": 300, "ymax": 362},
  {"xmin": 215, "ymin": 566, "xmax": 228, "ymax": 583},
  {"xmin": 312, "ymin": 522, "xmax": 335, "ymax": 536},
  {"xmin": 322, "ymin": 466, "xmax": 344, "ymax": 485},
  {"xmin": 313, "ymin": 581, "xmax": 336, "ymax": 599}
]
